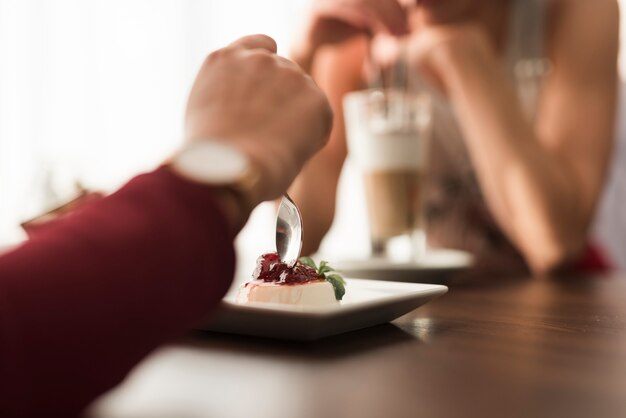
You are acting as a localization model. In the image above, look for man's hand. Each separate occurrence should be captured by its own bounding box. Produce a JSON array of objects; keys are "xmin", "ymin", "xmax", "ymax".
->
[{"xmin": 184, "ymin": 34, "xmax": 333, "ymax": 208}]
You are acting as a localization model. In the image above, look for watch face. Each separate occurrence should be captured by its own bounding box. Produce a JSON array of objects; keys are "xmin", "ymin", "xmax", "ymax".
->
[{"xmin": 173, "ymin": 141, "xmax": 249, "ymax": 184}]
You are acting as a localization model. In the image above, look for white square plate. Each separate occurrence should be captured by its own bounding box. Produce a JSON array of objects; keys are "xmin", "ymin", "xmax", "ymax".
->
[{"xmin": 200, "ymin": 278, "xmax": 447, "ymax": 341}]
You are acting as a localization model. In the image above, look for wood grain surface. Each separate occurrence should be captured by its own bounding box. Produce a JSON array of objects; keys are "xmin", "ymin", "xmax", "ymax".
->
[{"xmin": 90, "ymin": 274, "xmax": 626, "ymax": 418}]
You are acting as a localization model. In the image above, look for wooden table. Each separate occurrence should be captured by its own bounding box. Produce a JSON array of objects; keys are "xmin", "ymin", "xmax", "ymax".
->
[{"xmin": 89, "ymin": 274, "xmax": 626, "ymax": 418}]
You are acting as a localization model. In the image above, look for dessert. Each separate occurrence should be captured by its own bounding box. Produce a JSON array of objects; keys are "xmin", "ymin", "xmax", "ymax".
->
[{"xmin": 236, "ymin": 253, "xmax": 346, "ymax": 305}]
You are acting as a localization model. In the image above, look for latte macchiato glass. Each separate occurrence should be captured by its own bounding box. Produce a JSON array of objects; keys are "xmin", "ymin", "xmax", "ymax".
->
[{"xmin": 343, "ymin": 89, "xmax": 430, "ymax": 260}]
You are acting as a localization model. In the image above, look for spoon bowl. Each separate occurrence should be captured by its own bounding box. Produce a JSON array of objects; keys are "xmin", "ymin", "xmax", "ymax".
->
[{"xmin": 276, "ymin": 194, "xmax": 303, "ymax": 268}]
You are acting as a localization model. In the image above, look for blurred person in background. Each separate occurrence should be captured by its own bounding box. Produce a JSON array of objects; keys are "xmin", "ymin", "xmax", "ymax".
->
[
  {"xmin": 288, "ymin": 0, "xmax": 619, "ymax": 275},
  {"xmin": 0, "ymin": 35, "xmax": 331, "ymax": 418}
]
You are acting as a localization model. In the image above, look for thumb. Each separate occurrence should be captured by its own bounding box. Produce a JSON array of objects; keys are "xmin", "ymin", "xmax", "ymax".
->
[{"xmin": 228, "ymin": 34, "xmax": 278, "ymax": 53}]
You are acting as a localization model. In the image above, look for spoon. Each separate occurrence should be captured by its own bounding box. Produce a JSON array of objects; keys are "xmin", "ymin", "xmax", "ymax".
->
[{"xmin": 276, "ymin": 194, "xmax": 303, "ymax": 268}]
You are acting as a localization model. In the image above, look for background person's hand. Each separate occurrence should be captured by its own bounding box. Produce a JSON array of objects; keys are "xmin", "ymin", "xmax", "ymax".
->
[
  {"xmin": 184, "ymin": 34, "xmax": 333, "ymax": 208},
  {"xmin": 405, "ymin": 24, "xmax": 495, "ymax": 95},
  {"xmin": 291, "ymin": 0, "xmax": 409, "ymax": 72}
]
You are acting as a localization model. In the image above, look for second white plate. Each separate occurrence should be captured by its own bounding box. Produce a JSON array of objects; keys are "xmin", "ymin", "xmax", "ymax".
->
[{"xmin": 331, "ymin": 249, "xmax": 473, "ymax": 283}]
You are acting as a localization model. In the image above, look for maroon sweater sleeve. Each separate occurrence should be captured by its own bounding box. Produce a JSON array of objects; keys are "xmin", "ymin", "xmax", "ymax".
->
[{"xmin": 0, "ymin": 167, "xmax": 236, "ymax": 417}]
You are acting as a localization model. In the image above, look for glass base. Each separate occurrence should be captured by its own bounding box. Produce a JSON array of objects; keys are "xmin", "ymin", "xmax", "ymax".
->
[{"xmin": 370, "ymin": 230, "xmax": 426, "ymax": 262}]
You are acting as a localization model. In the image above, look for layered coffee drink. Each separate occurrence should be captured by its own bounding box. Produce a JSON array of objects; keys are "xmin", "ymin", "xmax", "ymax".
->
[
  {"xmin": 363, "ymin": 169, "xmax": 422, "ymax": 253},
  {"xmin": 344, "ymin": 89, "xmax": 430, "ymax": 258},
  {"xmin": 353, "ymin": 130, "xmax": 425, "ymax": 256}
]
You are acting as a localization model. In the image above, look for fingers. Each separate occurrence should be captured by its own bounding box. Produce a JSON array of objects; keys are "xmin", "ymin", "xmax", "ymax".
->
[
  {"xmin": 229, "ymin": 34, "xmax": 278, "ymax": 53},
  {"xmin": 365, "ymin": 0, "xmax": 409, "ymax": 36},
  {"xmin": 315, "ymin": 0, "xmax": 409, "ymax": 36},
  {"xmin": 406, "ymin": 28, "xmax": 455, "ymax": 62},
  {"xmin": 228, "ymin": 34, "xmax": 302, "ymax": 71},
  {"xmin": 274, "ymin": 54, "xmax": 304, "ymax": 71},
  {"xmin": 317, "ymin": 3, "xmax": 372, "ymax": 30},
  {"xmin": 228, "ymin": 34, "xmax": 302, "ymax": 70}
]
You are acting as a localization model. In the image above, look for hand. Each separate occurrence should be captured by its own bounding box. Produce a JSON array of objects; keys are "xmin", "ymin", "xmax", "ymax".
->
[
  {"xmin": 291, "ymin": 0, "xmax": 409, "ymax": 72},
  {"xmin": 406, "ymin": 24, "xmax": 495, "ymax": 94},
  {"xmin": 184, "ymin": 34, "xmax": 333, "ymax": 206}
]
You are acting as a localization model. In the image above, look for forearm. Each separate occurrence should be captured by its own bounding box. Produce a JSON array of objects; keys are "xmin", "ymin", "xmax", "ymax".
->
[
  {"xmin": 289, "ymin": 16, "xmax": 321, "ymax": 75},
  {"xmin": 290, "ymin": 38, "xmax": 365, "ymax": 255},
  {"xmin": 442, "ymin": 47, "xmax": 585, "ymax": 271},
  {"xmin": 0, "ymin": 168, "xmax": 235, "ymax": 417},
  {"xmin": 289, "ymin": 156, "xmax": 344, "ymax": 255}
]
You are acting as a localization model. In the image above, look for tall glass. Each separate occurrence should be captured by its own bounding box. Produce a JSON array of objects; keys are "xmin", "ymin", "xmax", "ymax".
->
[{"xmin": 343, "ymin": 89, "xmax": 430, "ymax": 260}]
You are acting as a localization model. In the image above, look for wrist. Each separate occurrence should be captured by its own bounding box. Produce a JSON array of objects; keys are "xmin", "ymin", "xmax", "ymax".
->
[
  {"xmin": 208, "ymin": 186, "xmax": 251, "ymax": 235},
  {"xmin": 165, "ymin": 140, "xmax": 263, "ymax": 234},
  {"xmin": 158, "ymin": 165, "xmax": 249, "ymax": 236},
  {"xmin": 163, "ymin": 165, "xmax": 253, "ymax": 235},
  {"xmin": 429, "ymin": 32, "xmax": 498, "ymax": 94}
]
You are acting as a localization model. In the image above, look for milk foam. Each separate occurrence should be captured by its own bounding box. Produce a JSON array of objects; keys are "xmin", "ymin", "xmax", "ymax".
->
[
  {"xmin": 343, "ymin": 90, "xmax": 428, "ymax": 171},
  {"xmin": 346, "ymin": 131, "xmax": 424, "ymax": 171}
]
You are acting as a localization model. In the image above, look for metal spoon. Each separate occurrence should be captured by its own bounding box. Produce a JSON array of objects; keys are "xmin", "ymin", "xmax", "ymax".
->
[{"xmin": 276, "ymin": 194, "xmax": 303, "ymax": 268}]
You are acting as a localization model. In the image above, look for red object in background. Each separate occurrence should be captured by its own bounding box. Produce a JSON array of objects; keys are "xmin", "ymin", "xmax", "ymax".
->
[
  {"xmin": 575, "ymin": 243, "xmax": 612, "ymax": 273},
  {"xmin": 0, "ymin": 168, "xmax": 235, "ymax": 418}
]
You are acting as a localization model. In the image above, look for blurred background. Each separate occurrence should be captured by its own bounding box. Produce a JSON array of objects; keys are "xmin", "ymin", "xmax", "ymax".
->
[{"xmin": 0, "ymin": 0, "xmax": 624, "ymax": 271}]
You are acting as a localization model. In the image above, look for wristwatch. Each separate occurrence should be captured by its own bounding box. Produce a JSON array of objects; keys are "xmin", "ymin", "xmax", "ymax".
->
[{"xmin": 168, "ymin": 140, "xmax": 261, "ymax": 217}]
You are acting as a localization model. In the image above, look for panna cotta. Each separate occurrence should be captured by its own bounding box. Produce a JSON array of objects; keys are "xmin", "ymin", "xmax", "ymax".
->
[
  {"xmin": 236, "ymin": 253, "xmax": 345, "ymax": 306},
  {"xmin": 237, "ymin": 279, "xmax": 337, "ymax": 305}
]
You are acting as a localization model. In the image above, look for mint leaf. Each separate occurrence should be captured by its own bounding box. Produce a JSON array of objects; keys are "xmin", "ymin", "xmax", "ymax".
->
[
  {"xmin": 326, "ymin": 273, "xmax": 346, "ymax": 286},
  {"xmin": 298, "ymin": 258, "xmax": 346, "ymax": 300},
  {"xmin": 318, "ymin": 260, "xmax": 335, "ymax": 275},
  {"xmin": 298, "ymin": 256, "xmax": 317, "ymax": 270},
  {"xmin": 325, "ymin": 274, "xmax": 346, "ymax": 301}
]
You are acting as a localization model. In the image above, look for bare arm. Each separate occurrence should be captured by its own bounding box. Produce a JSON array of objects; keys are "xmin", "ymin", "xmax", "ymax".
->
[
  {"xmin": 411, "ymin": 0, "xmax": 619, "ymax": 272},
  {"xmin": 288, "ymin": 0, "xmax": 410, "ymax": 254},
  {"xmin": 290, "ymin": 38, "xmax": 368, "ymax": 255}
]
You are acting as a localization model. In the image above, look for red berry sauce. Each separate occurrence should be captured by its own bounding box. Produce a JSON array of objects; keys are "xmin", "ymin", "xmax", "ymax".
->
[{"xmin": 252, "ymin": 252, "xmax": 322, "ymax": 285}]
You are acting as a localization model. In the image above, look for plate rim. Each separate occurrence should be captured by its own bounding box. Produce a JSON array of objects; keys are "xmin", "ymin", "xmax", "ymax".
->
[{"xmin": 218, "ymin": 278, "xmax": 448, "ymax": 318}]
